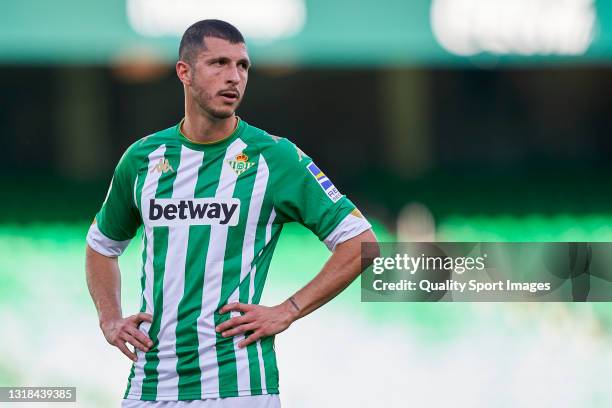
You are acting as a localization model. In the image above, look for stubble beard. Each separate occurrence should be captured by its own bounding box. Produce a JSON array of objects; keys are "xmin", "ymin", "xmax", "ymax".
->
[{"xmin": 192, "ymin": 82, "xmax": 240, "ymax": 120}]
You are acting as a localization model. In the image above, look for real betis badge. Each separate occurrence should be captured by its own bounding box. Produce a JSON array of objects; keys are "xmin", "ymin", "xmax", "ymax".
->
[{"xmin": 227, "ymin": 152, "xmax": 255, "ymax": 176}]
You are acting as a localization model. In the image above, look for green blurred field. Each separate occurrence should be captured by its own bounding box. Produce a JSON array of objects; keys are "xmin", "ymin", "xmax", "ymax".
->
[{"xmin": 2, "ymin": 217, "xmax": 612, "ymax": 407}]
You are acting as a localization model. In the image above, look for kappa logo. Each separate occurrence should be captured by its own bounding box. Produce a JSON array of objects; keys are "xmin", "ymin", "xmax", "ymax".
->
[
  {"xmin": 147, "ymin": 198, "xmax": 240, "ymax": 226},
  {"xmin": 269, "ymin": 134, "xmax": 282, "ymax": 143},
  {"xmin": 295, "ymin": 145, "xmax": 307, "ymax": 161},
  {"xmin": 151, "ymin": 158, "xmax": 174, "ymax": 174},
  {"xmin": 227, "ymin": 152, "xmax": 254, "ymax": 176}
]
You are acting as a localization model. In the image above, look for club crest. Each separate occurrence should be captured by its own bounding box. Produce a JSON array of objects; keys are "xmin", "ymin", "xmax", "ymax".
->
[{"xmin": 227, "ymin": 152, "xmax": 255, "ymax": 176}]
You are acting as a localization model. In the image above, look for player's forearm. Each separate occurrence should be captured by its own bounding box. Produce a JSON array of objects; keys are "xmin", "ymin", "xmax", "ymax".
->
[
  {"xmin": 85, "ymin": 245, "xmax": 123, "ymax": 326},
  {"xmin": 283, "ymin": 229, "xmax": 379, "ymax": 320}
]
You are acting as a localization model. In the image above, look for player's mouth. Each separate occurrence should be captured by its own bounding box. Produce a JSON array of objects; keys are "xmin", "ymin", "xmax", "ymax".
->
[{"xmin": 219, "ymin": 90, "xmax": 239, "ymax": 103}]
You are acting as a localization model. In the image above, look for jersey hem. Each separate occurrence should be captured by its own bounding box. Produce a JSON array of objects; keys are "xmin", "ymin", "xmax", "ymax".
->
[{"xmin": 124, "ymin": 388, "xmax": 279, "ymax": 401}]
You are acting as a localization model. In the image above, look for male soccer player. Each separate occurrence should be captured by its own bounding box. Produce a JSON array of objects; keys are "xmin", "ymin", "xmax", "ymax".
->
[{"xmin": 85, "ymin": 19, "xmax": 377, "ymax": 408}]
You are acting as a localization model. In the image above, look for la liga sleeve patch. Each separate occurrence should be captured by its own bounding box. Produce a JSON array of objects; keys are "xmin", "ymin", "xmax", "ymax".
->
[{"xmin": 306, "ymin": 162, "xmax": 343, "ymax": 203}]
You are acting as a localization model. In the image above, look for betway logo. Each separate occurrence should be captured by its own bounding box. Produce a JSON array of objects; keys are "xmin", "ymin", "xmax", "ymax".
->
[{"xmin": 147, "ymin": 198, "xmax": 240, "ymax": 226}]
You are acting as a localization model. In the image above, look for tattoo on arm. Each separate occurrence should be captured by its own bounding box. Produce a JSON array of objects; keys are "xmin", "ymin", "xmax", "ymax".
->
[{"xmin": 288, "ymin": 296, "xmax": 301, "ymax": 312}]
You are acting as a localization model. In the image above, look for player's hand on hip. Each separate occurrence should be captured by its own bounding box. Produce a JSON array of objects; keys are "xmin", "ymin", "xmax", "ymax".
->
[
  {"xmin": 216, "ymin": 302, "xmax": 298, "ymax": 348},
  {"xmin": 100, "ymin": 313, "xmax": 154, "ymax": 362}
]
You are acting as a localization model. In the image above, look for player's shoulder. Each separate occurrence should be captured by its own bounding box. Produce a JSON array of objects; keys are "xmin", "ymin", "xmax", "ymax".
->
[
  {"xmin": 122, "ymin": 125, "xmax": 177, "ymax": 161},
  {"xmin": 241, "ymin": 121, "xmax": 309, "ymax": 166}
]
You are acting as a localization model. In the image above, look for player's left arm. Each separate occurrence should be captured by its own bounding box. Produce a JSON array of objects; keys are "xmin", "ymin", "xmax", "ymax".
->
[
  {"xmin": 217, "ymin": 138, "xmax": 379, "ymax": 347},
  {"xmin": 217, "ymin": 228, "xmax": 378, "ymax": 348}
]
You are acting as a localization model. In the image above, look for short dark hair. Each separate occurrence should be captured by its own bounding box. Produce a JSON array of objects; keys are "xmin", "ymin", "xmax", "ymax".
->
[{"xmin": 179, "ymin": 19, "xmax": 245, "ymax": 64}]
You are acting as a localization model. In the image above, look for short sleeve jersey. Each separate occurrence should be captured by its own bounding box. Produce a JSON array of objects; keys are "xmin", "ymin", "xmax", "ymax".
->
[{"xmin": 86, "ymin": 118, "xmax": 371, "ymax": 401}]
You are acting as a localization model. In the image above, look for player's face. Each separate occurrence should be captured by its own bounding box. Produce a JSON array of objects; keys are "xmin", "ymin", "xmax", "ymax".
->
[{"xmin": 188, "ymin": 37, "xmax": 250, "ymax": 120}]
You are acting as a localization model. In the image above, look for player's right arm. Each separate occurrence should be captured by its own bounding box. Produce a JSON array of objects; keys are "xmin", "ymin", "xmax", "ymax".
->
[
  {"xmin": 85, "ymin": 144, "xmax": 152, "ymax": 362},
  {"xmin": 86, "ymin": 246, "xmax": 152, "ymax": 361}
]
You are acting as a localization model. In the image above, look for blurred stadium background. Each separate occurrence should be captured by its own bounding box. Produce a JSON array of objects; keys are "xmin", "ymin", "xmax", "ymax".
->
[{"xmin": 2, "ymin": 0, "xmax": 612, "ymax": 406}]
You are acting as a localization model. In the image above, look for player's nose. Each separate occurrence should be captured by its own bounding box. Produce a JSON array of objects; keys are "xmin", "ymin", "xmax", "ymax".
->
[{"xmin": 225, "ymin": 64, "xmax": 241, "ymax": 84}]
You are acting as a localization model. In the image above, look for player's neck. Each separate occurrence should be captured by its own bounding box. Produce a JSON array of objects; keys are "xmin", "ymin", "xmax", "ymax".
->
[{"xmin": 181, "ymin": 111, "xmax": 238, "ymax": 144}]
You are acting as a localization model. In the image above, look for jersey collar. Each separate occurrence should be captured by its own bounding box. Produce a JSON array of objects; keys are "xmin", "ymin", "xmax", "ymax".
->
[{"xmin": 176, "ymin": 116, "xmax": 245, "ymax": 151}]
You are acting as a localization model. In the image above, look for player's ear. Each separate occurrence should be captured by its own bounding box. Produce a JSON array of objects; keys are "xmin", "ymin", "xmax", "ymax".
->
[{"xmin": 176, "ymin": 60, "xmax": 192, "ymax": 86}]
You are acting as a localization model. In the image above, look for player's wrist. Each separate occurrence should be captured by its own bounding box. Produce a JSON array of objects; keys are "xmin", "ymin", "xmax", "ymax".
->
[
  {"xmin": 98, "ymin": 313, "xmax": 122, "ymax": 331},
  {"xmin": 280, "ymin": 297, "xmax": 301, "ymax": 323}
]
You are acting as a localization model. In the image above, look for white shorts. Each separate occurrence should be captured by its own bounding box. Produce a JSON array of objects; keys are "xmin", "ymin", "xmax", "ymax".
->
[{"xmin": 121, "ymin": 395, "xmax": 280, "ymax": 408}]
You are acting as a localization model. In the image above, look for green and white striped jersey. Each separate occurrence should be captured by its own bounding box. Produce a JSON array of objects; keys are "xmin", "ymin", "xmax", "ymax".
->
[{"xmin": 86, "ymin": 118, "xmax": 371, "ymax": 401}]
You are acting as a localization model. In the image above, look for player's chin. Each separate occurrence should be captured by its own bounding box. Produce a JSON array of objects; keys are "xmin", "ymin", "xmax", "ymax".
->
[
  {"xmin": 215, "ymin": 102, "xmax": 240, "ymax": 118},
  {"xmin": 210, "ymin": 107, "xmax": 236, "ymax": 119}
]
